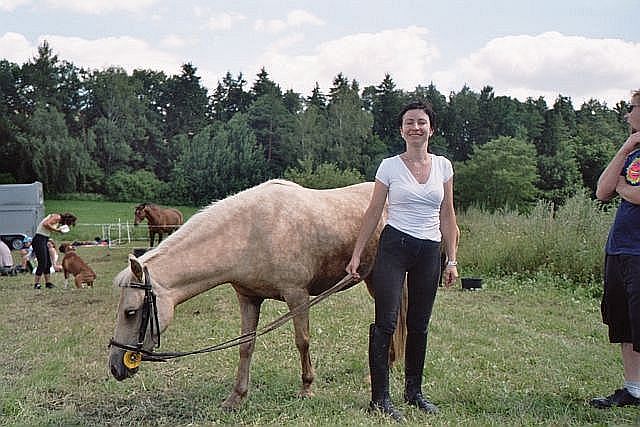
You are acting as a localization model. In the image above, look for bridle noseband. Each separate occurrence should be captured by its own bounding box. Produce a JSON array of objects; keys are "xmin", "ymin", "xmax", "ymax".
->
[{"xmin": 109, "ymin": 266, "xmax": 165, "ymax": 362}]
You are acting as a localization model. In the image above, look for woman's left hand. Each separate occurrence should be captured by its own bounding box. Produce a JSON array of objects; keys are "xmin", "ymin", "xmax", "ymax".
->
[{"xmin": 443, "ymin": 265, "xmax": 458, "ymax": 288}]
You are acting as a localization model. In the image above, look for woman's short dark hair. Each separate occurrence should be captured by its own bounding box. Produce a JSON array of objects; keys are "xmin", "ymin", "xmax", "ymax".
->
[
  {"xmin": 397, "ymin": 101, "xmax": 437, "ymax": 132},
  {"xmin": 60, "ymin": 212, "xmax": 77, "ymax": 226}
]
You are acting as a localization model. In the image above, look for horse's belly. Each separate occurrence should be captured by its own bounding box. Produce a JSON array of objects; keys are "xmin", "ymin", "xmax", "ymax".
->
[{"xmin": 230, "ymin": 282, "xmax": 286, "ymax": 301}]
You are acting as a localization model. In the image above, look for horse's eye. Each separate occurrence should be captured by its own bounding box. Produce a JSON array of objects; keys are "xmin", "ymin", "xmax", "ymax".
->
[{"xmin": 125, "ymin": 309, "xmax": 137, "ymax": 318}]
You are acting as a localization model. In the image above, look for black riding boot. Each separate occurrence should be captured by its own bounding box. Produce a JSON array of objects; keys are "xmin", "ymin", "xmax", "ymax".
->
[
  {"xmin": 368, "ymin": 324, "xmax": 405, "ymax": 422},
  {"xmin": 404, "ymin": 331, "xmax": 438, "ymax": 414}
]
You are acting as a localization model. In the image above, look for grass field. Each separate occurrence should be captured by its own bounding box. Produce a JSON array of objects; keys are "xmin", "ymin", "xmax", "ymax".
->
[{"xmin": 1, "ymin": 200, "xmax": 638, "ymax": 425}]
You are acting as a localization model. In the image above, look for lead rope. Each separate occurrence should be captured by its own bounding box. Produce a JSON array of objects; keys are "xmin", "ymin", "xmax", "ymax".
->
[{"xmin": 110, "ymin": 273, "xmax": 357, "ymax": 362}]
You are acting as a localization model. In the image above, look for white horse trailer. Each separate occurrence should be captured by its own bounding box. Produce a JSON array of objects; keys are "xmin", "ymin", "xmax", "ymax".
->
[{"xmin": 0, "ymin": 182, "xmax": 45, "ymax": 250}]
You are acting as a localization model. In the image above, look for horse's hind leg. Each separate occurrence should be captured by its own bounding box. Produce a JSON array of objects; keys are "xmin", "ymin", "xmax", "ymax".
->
[
  {"xmin": 284, "ymin": 288, "xmax": 314, "ymax": 399},
  {"xmin": 221, "ymin": 293, "xmax": 263, "ymax": 411}
]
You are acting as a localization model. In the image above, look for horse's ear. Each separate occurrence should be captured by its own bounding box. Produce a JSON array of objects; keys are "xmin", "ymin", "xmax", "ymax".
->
[{"xmin": 128, "ymin": 254, "xmax": 144, "ymax": 282}]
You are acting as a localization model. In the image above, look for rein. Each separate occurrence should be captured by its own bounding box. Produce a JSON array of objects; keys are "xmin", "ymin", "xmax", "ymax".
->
[{"xmin": 109, "ymin": 271, "xmax": 357, "ymax": 363}]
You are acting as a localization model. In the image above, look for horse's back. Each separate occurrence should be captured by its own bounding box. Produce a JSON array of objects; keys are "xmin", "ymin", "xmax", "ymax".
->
[
  {"xmin": 166, "ymin": 207, "xmax": 183, "ymax": 226},
  {"xmin": 153, "ymin": 180, "xmax": 380, "ymax": 294},
  {"xmin": 246, "ymin": 181, "xmax": 378, "ymax": 292},
  {"xmin": 251, "ymin": 180, "xmax": 373, "ymax": 232},
  {"xmin": 148, "ymin": 205, "xmax": 183, "ymax": 228}
]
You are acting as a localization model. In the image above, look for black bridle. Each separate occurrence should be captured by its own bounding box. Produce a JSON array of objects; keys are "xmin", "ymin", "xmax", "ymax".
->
[
  {"xmin": 109, "ymin": 266, "xmax": 165, "ymax": 362},
  {"xmin": 109, "ymin": 269, "xmax": 357, "ymax": 363}
]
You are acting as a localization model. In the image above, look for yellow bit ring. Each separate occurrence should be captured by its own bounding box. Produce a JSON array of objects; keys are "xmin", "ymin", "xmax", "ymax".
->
[{"xmin": 123, "ymin": 351, "xmax": 142, "ymax": 369}]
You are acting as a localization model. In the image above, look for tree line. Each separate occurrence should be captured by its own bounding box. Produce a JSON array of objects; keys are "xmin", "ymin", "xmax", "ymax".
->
[{"xmin": 0, "ymin": 41, "xmax": 632, "ymax": 210}]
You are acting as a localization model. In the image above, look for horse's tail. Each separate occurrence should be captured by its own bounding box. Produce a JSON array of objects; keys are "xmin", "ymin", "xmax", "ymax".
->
[
  {"xmin": 365, "ymin": 278, "xmax": 407, "ymax": 370},
  {"xmin": 174, "ymin": 208, "xmax": 184, "ymax": 226},
  {"xmin": 389, "ymin": 279, "xmax": 407, "ymax": 369}
]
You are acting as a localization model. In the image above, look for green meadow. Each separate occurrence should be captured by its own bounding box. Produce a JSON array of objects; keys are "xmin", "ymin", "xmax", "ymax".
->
[{"xmin": 1, "ymin": 195, "xmax": 638, "ymax": 426}]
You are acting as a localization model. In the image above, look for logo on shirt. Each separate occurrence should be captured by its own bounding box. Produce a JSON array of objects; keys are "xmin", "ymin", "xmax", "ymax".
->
[{"xmin": 626, "ymin": 156, "xmax": 640, "ymax": 185}]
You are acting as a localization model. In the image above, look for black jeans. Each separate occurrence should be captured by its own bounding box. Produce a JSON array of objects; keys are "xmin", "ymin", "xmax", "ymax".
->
[
  {"xmin": 32, "ymin": 233, "xmax": 51, "ymax": 276},
  {"xmin": 371, "ymin": 225, "xmax": 441, "ymax": 335}
]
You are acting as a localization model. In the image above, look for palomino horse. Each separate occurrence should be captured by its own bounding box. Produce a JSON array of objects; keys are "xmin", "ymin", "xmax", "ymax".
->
[
  {"xmin": 134, "ymin": 203, "xmax": 184, "ymax": 247},
  {"xmin": 109, "ymin": 180, "xmax": 408, "ymax": 410}
]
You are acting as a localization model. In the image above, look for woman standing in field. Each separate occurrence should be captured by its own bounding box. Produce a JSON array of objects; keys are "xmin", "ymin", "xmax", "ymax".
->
[
  {"xmin": 32, "ymin": 212, "xmax": 77, "ymax": 289},
  {"xmin": 347, "ymin": 101, "xmax": 459, "ymax": 422},
  {"xmin": 592, "ymin": 89, "xmax": 640, "ymax": 408}
]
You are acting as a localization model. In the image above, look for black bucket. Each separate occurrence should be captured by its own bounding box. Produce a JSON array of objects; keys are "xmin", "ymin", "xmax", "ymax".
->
[{"xmin": 461, "ymin": 277, "xmax": 483, "ymax": 290}]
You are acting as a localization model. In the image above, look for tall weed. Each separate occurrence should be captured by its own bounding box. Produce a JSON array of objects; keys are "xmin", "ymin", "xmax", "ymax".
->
[{"xmin": 458, "ymin": 192, "xmax": 613, "ymax": 294}]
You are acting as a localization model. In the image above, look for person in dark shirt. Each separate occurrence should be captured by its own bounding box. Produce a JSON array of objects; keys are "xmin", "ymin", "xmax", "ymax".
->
[{"xmin": 592, "ymin": 89, "xmax": 640, "ymax": 408}]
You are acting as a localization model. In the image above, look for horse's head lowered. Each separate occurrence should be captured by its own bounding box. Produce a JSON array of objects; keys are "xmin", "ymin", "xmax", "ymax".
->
[
  {"xmin": 108, "ymin": 255, "xmax": 175, "ymax": 380},
  {"xmin": 133, "ymin": 204, "xmax": 148, "ymax": 226}
]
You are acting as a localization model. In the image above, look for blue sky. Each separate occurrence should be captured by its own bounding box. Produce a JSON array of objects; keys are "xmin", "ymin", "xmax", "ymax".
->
[{"xmin": 1, "ymin": 0, "xmax": 638, "ymax": 106}]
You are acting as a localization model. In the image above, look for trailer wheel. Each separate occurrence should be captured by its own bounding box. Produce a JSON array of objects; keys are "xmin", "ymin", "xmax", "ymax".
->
[{"xmin": 10, "ymin": 237, "xmax": 23, "ymax": 250}]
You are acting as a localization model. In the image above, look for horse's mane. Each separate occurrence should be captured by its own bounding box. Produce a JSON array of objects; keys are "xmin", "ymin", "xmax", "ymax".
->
[{"xmin": 113, "ymin": 265, "xmax": 131, "ymax": 287}]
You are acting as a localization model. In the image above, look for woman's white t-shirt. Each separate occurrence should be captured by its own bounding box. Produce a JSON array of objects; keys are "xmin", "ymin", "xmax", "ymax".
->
[{"xmin": 375, "ymin": 154, "xmax": 453, "ymax": 241}]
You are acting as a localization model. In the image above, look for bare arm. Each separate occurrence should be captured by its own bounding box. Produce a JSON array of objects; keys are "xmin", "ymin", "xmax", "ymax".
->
[
  {"xmin": 439, "ymin": 178, "xmax": 459, "ymax": 287},
  {"xmin": 616, "ymin": 176, "xmax": 640, "ymax": 205},
  {"xmin": 42, "ymin": 214, "xmax": 62, "ymax": 232},
  {"xmin": 596, "ymin": 132, "xmax": 640, "ymax": 201},
  {"xmin": 346, "ymin": 180, "xmax": 388, "ymax": 279}
]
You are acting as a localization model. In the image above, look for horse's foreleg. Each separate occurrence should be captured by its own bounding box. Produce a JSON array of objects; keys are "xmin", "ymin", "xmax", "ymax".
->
[
  {"xmin": 284, "ymin": 289, "xmax": 314, "ymax": 399},
  {"xmin": 221, "ymin": 293, "xmax": 263, "ymax": 411}
]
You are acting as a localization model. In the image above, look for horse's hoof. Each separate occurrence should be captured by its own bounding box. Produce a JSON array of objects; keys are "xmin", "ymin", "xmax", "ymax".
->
[
  {"xmin": 221, "ymin": 395, "xmax": 243, "ymax": 411},
  {"xmin": 220, "ymin": 403, "xmax": 238, "ymax": 413}
]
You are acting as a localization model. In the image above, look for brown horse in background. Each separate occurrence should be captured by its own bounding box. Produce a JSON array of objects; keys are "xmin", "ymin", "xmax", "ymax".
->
[
  {"xmin": 134, "ymin": 203, "xmax": 184, "ymax": 247},
  {"xmin": 110, "ymin": 180, "xmax": 409, "ymax": 410}
]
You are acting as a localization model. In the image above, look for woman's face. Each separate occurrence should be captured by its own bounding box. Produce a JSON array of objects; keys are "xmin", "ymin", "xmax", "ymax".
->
[
  {"xmin": 626, "ymin": 97, "xmax": 640, "ymax": 132},
  {"xmin": 400, "ymin": 109, "xmax": 433, "ymax": 143}
]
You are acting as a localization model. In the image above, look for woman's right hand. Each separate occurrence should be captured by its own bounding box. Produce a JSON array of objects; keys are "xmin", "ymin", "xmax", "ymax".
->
[{"xmin": 345, "ymin": 255, "xmax": 361, "ymax": 281}]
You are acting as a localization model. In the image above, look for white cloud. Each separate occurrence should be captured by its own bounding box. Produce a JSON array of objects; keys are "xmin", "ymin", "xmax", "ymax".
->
[
  {"xmin": 205, "ymin": 11, "xmax": 247, "ymax": 31},
  {"xmin": 255, "ymin": 9, "xmax": 324, "ymax": 33},
  {"xmin": 0, "ymin": 32, "xmax": 35, "ymax": 62},
  {"xmin": 21, "ymin": 34, "xmax": 183, "ymax": 75},
  {"xmin": 254, "ymin": 18, "xmax": 287, "ymax": 33},
  {"xmin": 433, "ymin": 31, "xmax": 640, "ymax": 106},
  {"xmin": 286, "ymin": 9, "xmax": 324, "ymax": 27},
  {"xmin": 254, "ymin": 26, "xmax": 438, "ymax": 95},
  {"xmin": 267, "ymin": 33, "xmax": 305, "ymax": 52},
  {"xmin": 160, "ymin": 34, "xmax": 191, "ymax": 49},
  {"xmin": 48, "ymin": 35, "xmax": 181, "ymax": 73},
  {"xmin": 0, "ymin": 0, "xmax": 30, "ymax": 12},
  {"xmin": 44, "ymin": 0, "xmax": 156, "ymax": 14}
]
